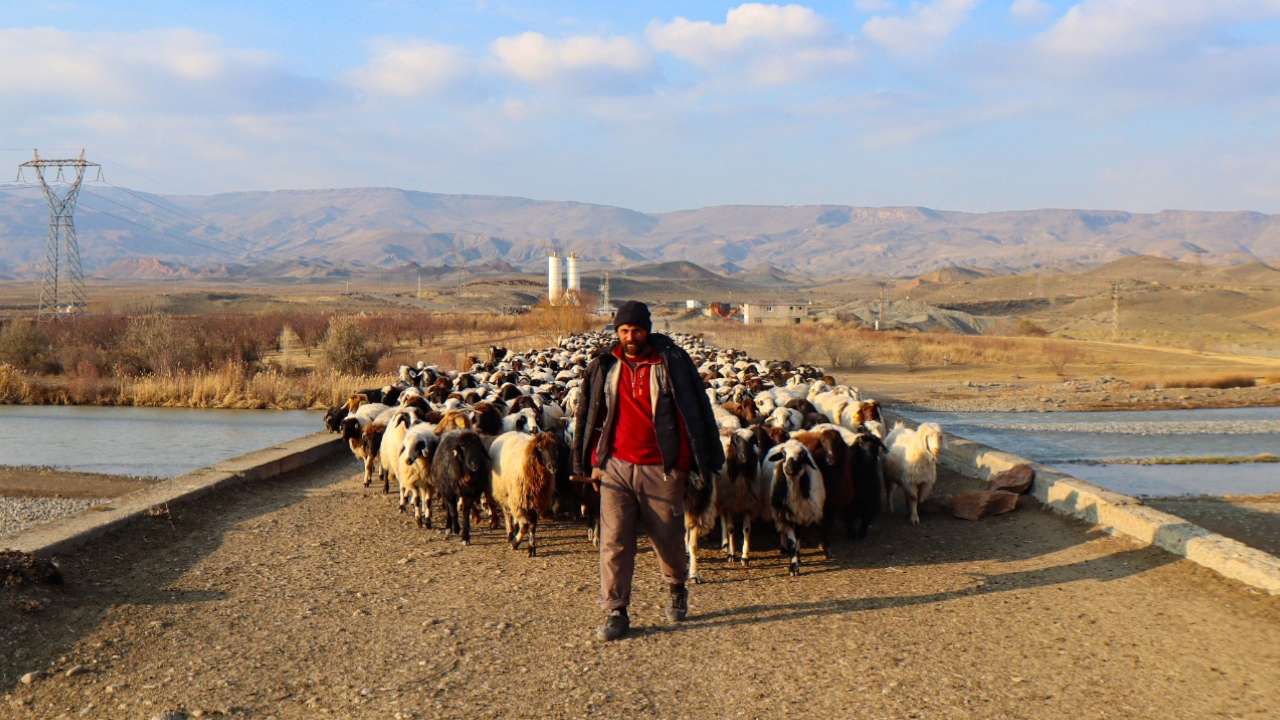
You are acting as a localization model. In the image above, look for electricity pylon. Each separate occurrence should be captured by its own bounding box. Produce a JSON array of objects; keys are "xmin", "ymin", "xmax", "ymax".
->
[{"xmin": 18, "ymin": 149, "xmax": 101, "ymax": 319}]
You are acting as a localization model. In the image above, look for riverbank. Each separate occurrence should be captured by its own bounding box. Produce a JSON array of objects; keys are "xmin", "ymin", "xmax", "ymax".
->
[{"xmin": 859, "ymin": 375, "xmax": 1280, "ymax": 413}]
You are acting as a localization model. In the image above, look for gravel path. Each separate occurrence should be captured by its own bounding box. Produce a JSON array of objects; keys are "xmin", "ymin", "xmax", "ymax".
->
[
  {"xmin": 3, "ymin": 456, "xmax": 1280, "ymax": 719},
  {"xmin": 0, "ymin": 497, "xmax": 109, "ymax": 539}
]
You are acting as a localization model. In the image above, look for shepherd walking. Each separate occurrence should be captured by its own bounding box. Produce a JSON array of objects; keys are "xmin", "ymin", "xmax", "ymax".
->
[{"xmin": 572, "ymin": 301, "xmax": 725, "ymax": 641}]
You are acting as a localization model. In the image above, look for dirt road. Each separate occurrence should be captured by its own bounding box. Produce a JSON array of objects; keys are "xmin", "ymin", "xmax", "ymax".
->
[{"xmin": 4, "ymin": 457, "xmax": 1280, "ymax": 719}]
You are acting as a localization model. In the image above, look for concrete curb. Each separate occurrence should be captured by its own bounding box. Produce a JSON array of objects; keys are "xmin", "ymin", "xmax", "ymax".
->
[
  {"xmin": 5, "ymin": 431, "xmax": 344, "ymax": 558},
  {"xmin": 886, "ymin": 411, "xmax": 1280, "ymax": 595}
]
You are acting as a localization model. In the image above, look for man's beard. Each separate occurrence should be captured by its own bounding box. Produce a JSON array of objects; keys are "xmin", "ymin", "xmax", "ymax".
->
[{"xmin": 623, "ymin": 340, "xmax": 649, "ymax": 357}]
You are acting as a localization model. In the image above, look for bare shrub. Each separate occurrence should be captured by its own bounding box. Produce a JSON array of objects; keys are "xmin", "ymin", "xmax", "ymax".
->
[
  {"xmin": 844, "ymin": 346, "xmax": 869, "ymax": 370},
  {"xmin": 519, "ymin": 302, "xmax": 598, "ymax": 346},
  {"xmin": 119, "ymin": 314, "xmax": 189, "ymax": 374},
  {"xmin": 899, "ymin": 338, "xmax": 923, "ymax": 372},
  {"xmin": 0, "ymin": 320, "xmax": 44, "ymax": 371},
  {"xmin": 320, "ymin": 316, "xmax": 377, "ymax": 374},
  {"xmin": 1045, "ymin": 345, "xmax": 1080, "ymax": 376},
  {"xmin": 816, "ymin": 327, "xmax": 853, "ymax": 368},
  {"xmin": 1162, "ymin": 374, "xmax": 1257, "ymax": 390},
  {"xmin": 763, "ymin": 326, "xmax": 815, "ymax": 364},
  {"xmin": 1014, "ymin": 318, "xmax": 1049, "ymax": 337}
]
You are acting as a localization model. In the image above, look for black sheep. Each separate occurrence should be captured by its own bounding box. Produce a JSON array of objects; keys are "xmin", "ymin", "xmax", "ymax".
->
[
  {"xmin": 847, "ymin": 430, "xmax": 885, "ymax": 541},
  {"xmin": 428, "ymin": 430, "xmax": 492, "ymax": 545},
  {"xmin": 323, "ymin": 405, "xmax": 348, "ymax": 433}
]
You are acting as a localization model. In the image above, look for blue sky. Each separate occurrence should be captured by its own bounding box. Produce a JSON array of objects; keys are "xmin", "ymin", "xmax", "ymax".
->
[{"xmin": 3, "ymin": 1, "xmax": 1279, "ymax": 214}]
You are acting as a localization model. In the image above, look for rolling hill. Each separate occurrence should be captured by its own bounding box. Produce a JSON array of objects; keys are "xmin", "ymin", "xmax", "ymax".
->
[{"xmin": 2, "ymin": 186, "xmax": 1278, "ymax": 279}]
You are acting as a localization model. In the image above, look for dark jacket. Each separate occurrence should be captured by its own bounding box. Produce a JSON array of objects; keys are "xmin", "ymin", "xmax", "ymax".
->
[{"xmin": 572, "ymin": 333, "xmax": 724, "ymax": 516}]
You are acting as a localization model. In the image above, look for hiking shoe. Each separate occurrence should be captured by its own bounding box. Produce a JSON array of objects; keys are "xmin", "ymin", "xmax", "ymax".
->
[
  {"xmin": 665, "ymin": 583, "xmax": 688, "ymax": 623},
  {"xmin": 596, "ymin": 609, "xmax": 630, "ymax": 642}
]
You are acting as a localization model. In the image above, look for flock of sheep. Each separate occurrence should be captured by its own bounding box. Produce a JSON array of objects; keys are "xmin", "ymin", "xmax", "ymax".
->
[{"xmin": 323, "ymin": 331, "xmax": 945, "ymax": 576}]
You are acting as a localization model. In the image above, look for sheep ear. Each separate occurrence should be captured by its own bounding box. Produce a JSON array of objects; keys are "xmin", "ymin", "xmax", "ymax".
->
[{"xmin": 765, "ymin": 448, "xmax": 783, "ymax": 463}]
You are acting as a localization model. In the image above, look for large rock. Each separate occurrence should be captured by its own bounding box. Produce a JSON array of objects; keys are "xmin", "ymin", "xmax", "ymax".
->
[
  {"xmin": 951, "ymin": 490, "xmax": 1020, "ymax": 520},
  {"xmin": 987, "ymin": 464, "xmax": 1034, "ymax": 494}
]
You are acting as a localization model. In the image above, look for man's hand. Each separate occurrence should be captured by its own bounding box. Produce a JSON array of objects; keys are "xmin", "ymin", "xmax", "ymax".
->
[
  {"xmin": 590, "ymin": 467, "xmax": 604, "ymax": 481},
  {"xmin": 671, "ymin": 468, "xmax": 689, "ymax": 483}
]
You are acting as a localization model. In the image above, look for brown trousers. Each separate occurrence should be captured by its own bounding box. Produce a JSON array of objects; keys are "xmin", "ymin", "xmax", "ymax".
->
[{"xmin": 599, "ymin": 457, "xmax": 688, "ymax": 611}]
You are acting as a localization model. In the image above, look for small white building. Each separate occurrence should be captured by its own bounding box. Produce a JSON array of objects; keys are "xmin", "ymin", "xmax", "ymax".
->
[{"xmin": 741, "ymin": 302, "xmax": 823, "ymax": 326}]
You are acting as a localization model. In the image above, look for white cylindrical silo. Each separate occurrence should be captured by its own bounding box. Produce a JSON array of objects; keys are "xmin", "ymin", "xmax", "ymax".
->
[
  {"xmin": 548, "ymin": 252, "xmax": 563, "ymax": 303},
  {"xmin": 566, "ymin": 253, "xmax": 580, "ymax": 293}
]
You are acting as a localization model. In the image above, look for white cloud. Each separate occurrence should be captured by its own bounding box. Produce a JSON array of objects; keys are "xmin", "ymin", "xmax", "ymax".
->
[
  {"xmin": 861, "ymin": 0, "xmax": 980, "ymax": 56},
  {"xmin": 1036, "ymin": 0, "xmax": 1280, "ymax": 59},
  {"xmin": 0, "ymin": 28, "xmax": 332, "ymax": 114},
  {"xmin": 1010, "ymin": 0, "xmax": 1053, "ymax": 23},
  {"xmin": 646, "ymin": 3, "xmax": 858, "ymax": 86},
  {"xmin": 855, "ymin": 0, "xmax": 898, "ymax": 11},
  {"xmin": 349, "ymin": 39, "xmax": 473, "ymax": 98},
  {"xmin": 489, "ymin": 32, "xmax": 657, "ymax": 94}
]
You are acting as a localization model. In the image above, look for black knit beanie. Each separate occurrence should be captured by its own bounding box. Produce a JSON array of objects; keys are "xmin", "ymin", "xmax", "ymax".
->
[{"xmin": 613, "ymin": 300, "xmax": 652, "ymax": 332}]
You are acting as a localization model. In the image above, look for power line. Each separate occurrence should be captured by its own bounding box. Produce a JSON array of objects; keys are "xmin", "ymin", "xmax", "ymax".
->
[
  {"xmin": 76, "ymin": 198, "xmax": 245, "ymax": 257},
  {"xmin": 81, "ymin": 150, "xmax": 274, "ymax": 253},
  {"xmin": 80, "ymin": 186, "xmax": 257, "ymax": 255},
  {"xmin": 97, "ymin": 178, "xmax": 271, "ymax": 253}
]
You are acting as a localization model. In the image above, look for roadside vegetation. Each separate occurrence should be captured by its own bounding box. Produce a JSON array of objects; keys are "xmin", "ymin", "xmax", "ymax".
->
[
  {"xmin": 0, "ymin": 306, "xmax": 593, "ymax": 409},
  {"xmin": 691, "ymin": 320, "xmax": 1108, "ymax": 376}
]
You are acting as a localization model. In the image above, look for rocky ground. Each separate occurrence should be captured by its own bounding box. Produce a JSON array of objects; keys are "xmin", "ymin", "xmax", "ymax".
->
[{"xmin": 3, "ymin": 456, "xmax": 1280, "ymax": 719}]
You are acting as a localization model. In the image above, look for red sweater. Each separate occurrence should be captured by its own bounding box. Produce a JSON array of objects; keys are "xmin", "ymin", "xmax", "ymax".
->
[{"xmin": 605, "ymin": 346, "xmax": 692, "ymax": 470}]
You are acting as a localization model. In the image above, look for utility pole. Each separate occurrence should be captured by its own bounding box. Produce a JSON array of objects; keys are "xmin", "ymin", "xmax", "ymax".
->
[
  {"xmin": 876, "ymin": 281, "xmax": 887, "ymax": 330},
  {"xmin": 1111, "ymin": 282, "xmax": 1121, "ymax": 341},
  {"xmin": 18, "ymin": 149, "xmax": 101, "ymax": 320}
]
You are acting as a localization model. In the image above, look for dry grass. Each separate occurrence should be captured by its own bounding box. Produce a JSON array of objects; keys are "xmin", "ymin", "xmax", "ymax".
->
[
  {"xmin": 690, "ymin": 321, "xmax": 1109, "ymax": 372},
  {"xmin": 1263, "ymin": 373, "xmax": 1280, "ymax": 386},
  {"xmin": 1157, "ymin": 374, "xmax": 1258, "ymax": 390},
  {"xmin": 120, "ymin": 367, "xmax": 399, "ymax": 409},
  {"xmin": 0, "ymin": 364, "xmax": 32, "ymax": 403}
]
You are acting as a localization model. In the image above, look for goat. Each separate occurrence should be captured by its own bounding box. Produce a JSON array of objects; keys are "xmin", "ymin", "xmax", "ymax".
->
[
  {"xmin": 883, "ymin": 422, "xmax": 944, "ymax": 525},
  {"xmin": 489, "ymin": 431, "xmax": 560, "ymax": 557}
]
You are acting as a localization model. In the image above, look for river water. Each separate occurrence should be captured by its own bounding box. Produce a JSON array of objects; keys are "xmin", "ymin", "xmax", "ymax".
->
[
  {"xmin": 899, "ymin": 406, "xmax": 1280, "ymax": 497},
  {"xmin": 0, "ymin": 406, "xmax": 320, "ymax": 478}
]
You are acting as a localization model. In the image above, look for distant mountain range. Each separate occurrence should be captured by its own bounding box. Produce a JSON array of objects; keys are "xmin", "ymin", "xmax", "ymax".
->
[{"xmin": 1, "ymin": 186, "xmax": 1277, "ymax": 280}]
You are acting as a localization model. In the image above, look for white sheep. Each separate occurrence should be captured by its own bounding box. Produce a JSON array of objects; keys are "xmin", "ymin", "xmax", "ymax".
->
[
  {"xmin": 489, "ymin": 430, "xmax": 560, "ymax": 557},
  {"xmin": 882, "ymin": 422, "xmax": 944, "ymax": 525},
  {"xmin": 398, "ymin": 423, "xmax": 439, "ymax": 525},
  {"xmin": 378, "ymin": 406, "xmax": 423, "ymax": 495}
]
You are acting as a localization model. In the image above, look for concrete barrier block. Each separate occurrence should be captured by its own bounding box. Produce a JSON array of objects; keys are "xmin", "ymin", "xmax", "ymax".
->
[
  {"xmin": 10, "ymin": 431, "xmax": 343, "ymax": 558},
  {"xmin": 884, "ymin": 408, "xmax": 1280, "ymax": 595}
]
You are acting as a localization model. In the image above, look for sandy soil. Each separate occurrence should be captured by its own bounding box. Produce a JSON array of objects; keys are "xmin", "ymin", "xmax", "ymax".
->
[
  {"xmin": 0, "ymin": 469, "xmax": 157, "ymax": 500},
  {"xmin": 3, "ymin": 456, "xmax": 1280, "ymax": 719},
  {"xmin": 848, "ymin": 372, "xmax": 1280, "ymax": 414}
]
